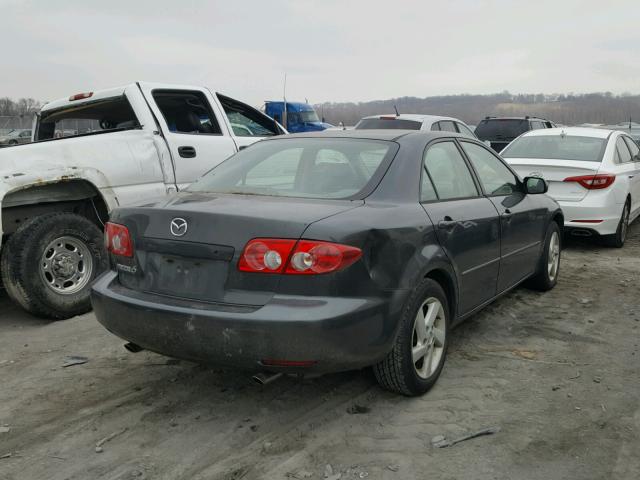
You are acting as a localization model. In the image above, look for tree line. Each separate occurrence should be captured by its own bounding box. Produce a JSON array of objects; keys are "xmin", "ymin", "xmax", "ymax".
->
[
  {"xmin": 315, "ymin": 92, "xmax": 640, "ymax": 127},
  {"xmin": 0, "ymin": 97, "xmax": 41, "ymax": 117}
]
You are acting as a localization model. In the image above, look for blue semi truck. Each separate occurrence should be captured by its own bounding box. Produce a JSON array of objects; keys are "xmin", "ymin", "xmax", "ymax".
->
[{"xmin": 264, "ymin": 101, "xmax": 333, "ymax": 133}]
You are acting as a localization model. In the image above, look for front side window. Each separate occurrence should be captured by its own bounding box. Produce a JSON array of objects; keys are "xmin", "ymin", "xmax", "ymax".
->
[
  {"xmin": 616, "ymin": 137, "xmax": 632, "ymax": 163},
  {"xmin": 218, "ymin": 93, "xmax": 281, "ymax": 137},
  {"xmin": 152, "ymin": 90, "xmax": 221, "ymax": 135},
  {"xmin": 36, "ymin": 96, "xmax": 140, "ymax": 141},
  {"xmin": 502, "ymin": 135, "xmax": 607, "ymax": 162},
  {"xmin": 423, "ymin": 141, "xmax": 478, "ymax": 200},
  {"xmin": 188, "ymin": 138, "xmax": 395, "ymax": 199},
  {"xmin": 461, "ymin": 142, "xmax": 519, "ymax": 195}
]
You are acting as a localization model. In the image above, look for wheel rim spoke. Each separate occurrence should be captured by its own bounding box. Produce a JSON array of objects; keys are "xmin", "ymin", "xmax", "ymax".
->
[
  {"xmin": 412, "ymin": 297, "xmax": 446, "ymax": 380},
  {"xmin": 39, "ymin": 236, "xmax": 94, "ymax": 295}
]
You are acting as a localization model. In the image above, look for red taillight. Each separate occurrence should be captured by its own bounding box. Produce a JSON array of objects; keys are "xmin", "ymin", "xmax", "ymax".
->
[
  {"xmin": 69, "ymin": 92, "xmax": 93, "ymax": 101},
  {"xmin": 105, "ymin": 222, "xmax": 133, "ymax": 257},
  {"xmin": 238, "ymin": 239, "xmax": 362, "ymax": 275},
  {"xmin": 285, "ymin": 240, "xmax": 362, "ymax": 274},
  {"xmin": 238, "ymin": 239, "xmax": 296, "ymax": 273},
  {"xmin": 563, "ymin": 174, "xmax": 615, "ymax": 190}
]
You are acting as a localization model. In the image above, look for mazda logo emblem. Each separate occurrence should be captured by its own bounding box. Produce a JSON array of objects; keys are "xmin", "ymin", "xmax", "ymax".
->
[{"xmin": 170, "ymin": 218, "xmax": 188, "ymax": 237}]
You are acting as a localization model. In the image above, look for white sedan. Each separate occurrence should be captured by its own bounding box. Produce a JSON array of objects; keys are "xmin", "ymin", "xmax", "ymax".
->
[
  {"xmin": 502, "ymin": 127, "xmax": 640, "ymax": 247},
  {"xmin": 354, "ymin": 114, "xmax": 478, "ymax": 139}
]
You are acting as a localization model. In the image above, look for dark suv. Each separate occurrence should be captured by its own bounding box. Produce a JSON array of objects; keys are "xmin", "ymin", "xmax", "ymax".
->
[{"xmin": 475, "ymin": 116, "xmax": 555, "ymax": 153}]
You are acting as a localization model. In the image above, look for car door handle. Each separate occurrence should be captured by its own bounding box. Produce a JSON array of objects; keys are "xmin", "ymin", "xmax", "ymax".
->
[
  {"xmin": 501, "ymin": 209, "xmax": 513, "ymax": 220},
  {"xmin": 239, "ymin": 145, "xmax": 248, "ymax": 151},
  {"xmin": 629, "ymin": 175, "xmax": 635, "ymax": 179},
  {"xmin": 178, "ymin": 146, "xmax": 196, "ymax": 158},
  {"xmin": 438, "ymin": 216, "xmax": 457, "ymax": 229}
]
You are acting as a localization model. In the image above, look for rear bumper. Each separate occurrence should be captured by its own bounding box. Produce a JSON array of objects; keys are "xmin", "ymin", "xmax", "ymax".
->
[
  {"xmin": 91, "ymin": 271, "xmax": 403, "ymax": 374},
  {"xmin": 559, "ymin": 200, "xmax": 622, "ymax": 236}
]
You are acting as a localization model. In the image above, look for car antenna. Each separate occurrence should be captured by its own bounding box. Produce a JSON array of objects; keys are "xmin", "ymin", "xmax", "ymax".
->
[{"xmin": 394, "ymin": 105, "xmax": 400, "ymax": 116}]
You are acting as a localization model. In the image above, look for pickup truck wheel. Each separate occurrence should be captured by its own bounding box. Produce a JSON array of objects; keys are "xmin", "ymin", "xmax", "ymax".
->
[{"xmin": 0, "ymin": 213, "xmax": 107, "ymax": 319}]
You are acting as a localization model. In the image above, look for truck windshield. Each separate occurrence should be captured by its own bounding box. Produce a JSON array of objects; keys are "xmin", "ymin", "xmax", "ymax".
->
[
  {"xmin": 502, "ymin": 135, "xmax": 607, "ymax": 162},
  {"xmin": 36, "ymin": 96, "xmax": 140, "ymax": 141},
  {"xmin": 298, "ymin": 110, "xmax": 320, "ymax": 123},
  {"xmin": 187, "ymin": 138, "xmax": 396, "ymax": 199}
]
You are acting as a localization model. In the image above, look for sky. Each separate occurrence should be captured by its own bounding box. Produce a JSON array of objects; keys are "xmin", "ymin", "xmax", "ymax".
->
[{"xmin": 1, "ymin": 0, "xmax": 639, "ymax": 107}]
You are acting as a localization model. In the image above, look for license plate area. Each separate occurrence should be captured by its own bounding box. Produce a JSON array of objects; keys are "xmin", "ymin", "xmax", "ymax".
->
[{"xmin": 144, "ymin": 253, "xmax": 228, "ymax": 301}]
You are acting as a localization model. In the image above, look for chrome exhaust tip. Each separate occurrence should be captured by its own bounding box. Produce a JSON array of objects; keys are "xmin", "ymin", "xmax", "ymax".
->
[
  {"xmin": 252, "ymin": 372, "xmax": 283, "ymax": 386},
  {"xmin": 124, "ymin": 342, "xmax": 144, "ymax": 353}
]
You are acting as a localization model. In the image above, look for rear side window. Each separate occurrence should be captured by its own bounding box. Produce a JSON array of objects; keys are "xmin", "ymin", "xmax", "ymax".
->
[
  {"xmin": 423, "ymin": 141, "xmax": 478, "ymax": 200},
  {"xmin": 430, "ymin": 122, "xmax": 440, "ymax": 131},
  {"xmin": 456, "ymin": 122, "xmax": 476, "ymax": 138},
  {"xmin": 439, "ymin": 121, "xmax": 457, "ymax": 132},
  {"xmin": 615, "ymin": 137, "xmax": 632, "ymax": 163},
  {"xmin": 152, "ymin": 90, "xmax": 221, "ymax": 135},
  {"xmin": 502, "ymin": 135, "xmax": 607, "ymax": 162},
  {"xmin": 36, "ymin": 96, "xmax": 140, "ymax": 141},
  {"xmin": 461, "ymin": 142, "xmax": 519, "ymax": 195},
  {"xmin": 189, "ymin": 138, "xmax": 395, "ymax": 199},
  {"xmin": 623, "ymin": 136, "xmax": 639, "ymax": 160},
  {"xmin": 355, "ymin": 118, "xmax": 421, "ymax": 130},
  {"xmin": 475, "ymin": 119, "xmax": 529, "ymax": 140}
]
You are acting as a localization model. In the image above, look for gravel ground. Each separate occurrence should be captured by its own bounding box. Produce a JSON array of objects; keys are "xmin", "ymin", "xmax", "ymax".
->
[{"xmin": 1, "ymin": 224, "xmax": 639, "ymax": 480}]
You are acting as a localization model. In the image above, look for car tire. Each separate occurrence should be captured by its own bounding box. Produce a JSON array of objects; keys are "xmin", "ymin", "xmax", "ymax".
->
[
  {"xmin": 0, "ymin": 212, "xmax": 107, "ymax": 319},
  {"xmin": 373, "ymin": 278, "xmax": 449, "ymax": 396},
  {"xmin": 602, "ymin": 201, "xmax": 630, "ymax": 248},
  {"xmin": 527, "ymin": 221, "xmax": 561, "ymax": 291}
]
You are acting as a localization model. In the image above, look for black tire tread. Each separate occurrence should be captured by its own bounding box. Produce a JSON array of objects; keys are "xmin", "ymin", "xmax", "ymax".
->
[
  {"xmin": 373, "ymin": 278, "xmax": 448, "ymax": 396},
  {"xmin": 0, "ymin": 212, "xmax": 105, "ymax": 319}
]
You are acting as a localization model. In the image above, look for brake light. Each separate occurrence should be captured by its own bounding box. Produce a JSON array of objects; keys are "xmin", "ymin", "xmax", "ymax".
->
[
  {"xmin": 285, "ymin": 240, "xmax": 362, "ymax": 274},
  {"xmin": 238, "ymin": 239, "xmax": 362, "ymax": 274},
  {"xmin": 69, "ymin": 92, "xmax": 93, "ymax": 101},
  {"xmin": 105, "ymin": 222, "xmax": 133, "ymax": 257},
  {"xmin": 563, "ymin": 174, "xmax": 615, "ymax": 190},
  {"xmin": 380, "ymin": 116, "xmax": 396, "ymax": 120}
]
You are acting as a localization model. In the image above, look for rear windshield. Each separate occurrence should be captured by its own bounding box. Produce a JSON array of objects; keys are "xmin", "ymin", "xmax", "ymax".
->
[
  {"xmin": 502, "ymin": 135, "xmax": 607, "ymax": 162},
  {"xmin": 188, "ymin": 138, "xmax": 396, "ymax": 199},
  {"xmin": 355, "ymin": 118, "xmax": 421, "ymax": 130},
  {"xmin": 36, "ymin": 96, "xmax": 140, "ymax": 141},
  {"xmin": 475, "ymin": 119, "xmax": 529, "ymax": 140}
]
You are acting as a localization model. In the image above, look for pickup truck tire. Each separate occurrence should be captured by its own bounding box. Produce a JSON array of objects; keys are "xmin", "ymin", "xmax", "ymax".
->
[{"xmin": 0, "ymin": 212, "xmax": 107, "ymax": 319}]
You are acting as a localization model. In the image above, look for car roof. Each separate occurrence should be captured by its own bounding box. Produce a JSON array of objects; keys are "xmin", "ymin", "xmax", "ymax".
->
[
  {"xmin": 359, "ymin": 113, "xmax": 459, "ymax": 123},
  {"xmin": 266, "ymin": 130, "xmax": 466, "ymax": 143},
  {"xmin": 521, "ymin": 127, "xmax": 614, "ymax": 139},
  {"xmin": 481, "ymin": 116, "xmax": 548, "ymax": 121}
]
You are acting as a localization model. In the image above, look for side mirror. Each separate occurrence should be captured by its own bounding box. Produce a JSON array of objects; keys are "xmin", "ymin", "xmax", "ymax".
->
[{"xmin": 524, "ymin": 176, "xmax": 548, "ymax": 194}]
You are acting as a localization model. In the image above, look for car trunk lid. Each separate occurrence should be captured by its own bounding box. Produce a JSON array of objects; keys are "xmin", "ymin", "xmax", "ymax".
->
[
  {"xmin": 113, "ymin": 193, "xmax": 362, "ymax": 305},
  {"xmin": 506, "ymin": 158, "xmax": 602, "ymax": 202}
]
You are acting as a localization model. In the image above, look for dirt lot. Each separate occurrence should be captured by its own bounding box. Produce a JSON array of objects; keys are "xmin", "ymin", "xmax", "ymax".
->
[{"xmin": 1, "ymin": 226, "xmax": 639, "ymax": 480}]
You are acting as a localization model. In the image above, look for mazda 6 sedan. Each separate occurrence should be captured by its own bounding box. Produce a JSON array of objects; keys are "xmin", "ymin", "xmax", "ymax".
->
[{"xmin": 92, "ymin": 130, "xmax": 563, "ymax": 396}]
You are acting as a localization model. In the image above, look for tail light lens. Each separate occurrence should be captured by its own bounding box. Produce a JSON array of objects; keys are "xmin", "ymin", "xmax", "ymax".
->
[
  {"xmin": 105, "ymin": 222, "xmax": 133, "ymax": 257},
  {"xmin": 564, "ymin": 174, "xmax": 615, "ymax": 190},
  {"xmin": 238, "ymin": 239, "xmax": 362, "ymax": 275},
  {"xmin": 68, "ymin": 92, "xmax": 93, "ymax": 101}
]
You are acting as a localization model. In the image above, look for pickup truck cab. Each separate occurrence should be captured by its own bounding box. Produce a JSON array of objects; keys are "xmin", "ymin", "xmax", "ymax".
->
[{"xmin": 0, "ymin": 82, "xmax": 284, "ymax": 319}]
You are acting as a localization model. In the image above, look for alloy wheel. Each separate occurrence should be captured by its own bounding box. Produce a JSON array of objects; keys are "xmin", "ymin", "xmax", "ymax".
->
[
  {"xmin": 412, "ymin": 297, "xmax": 446, "ymax": 379},
  {"xmin": 547, "ymin": 231, "xmax": 560, "ymax": 281}
]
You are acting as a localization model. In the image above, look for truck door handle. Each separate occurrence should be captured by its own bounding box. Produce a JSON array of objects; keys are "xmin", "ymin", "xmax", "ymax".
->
[
  {"xmin": 438, "ymin": 216, "xmax": 457, "ymax": 229},
  {"xmin": 178, "ymin": 146, "xmax": 196, "ymax": 158}
]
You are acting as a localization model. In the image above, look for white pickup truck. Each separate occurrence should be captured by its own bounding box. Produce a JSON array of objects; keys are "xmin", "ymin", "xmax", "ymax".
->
[{"xmin": 0, "ymin": 82, "xmax": 285, "ymax": 319}]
